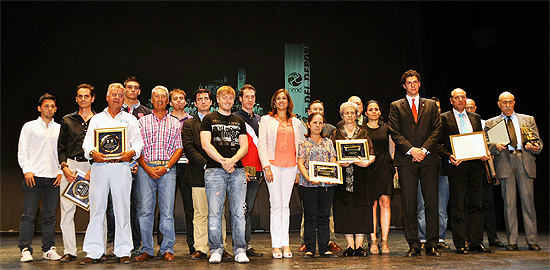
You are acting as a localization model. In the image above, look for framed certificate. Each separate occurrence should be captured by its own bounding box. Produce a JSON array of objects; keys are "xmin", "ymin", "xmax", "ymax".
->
[
  {"xmin": 335, "ymin": 139, "xmax": 369, "ymax": 161},
  {"xmin": 309, "ymin": 161, "xmax": 343, "ymax": 184},
  {"xmin": 63, "ymin": 169, "xmax": 90, "ymax": 211},
  {"xmin": 94, "ymin": 127, "xmax": 126, "ymax": 160},
  {"xmin": 450, "ymin": 131, "xmax": 489, "ymax": 162},
  {"xmin": 486, "ymin": 119, "xmax": 510, "ymax": 145}
]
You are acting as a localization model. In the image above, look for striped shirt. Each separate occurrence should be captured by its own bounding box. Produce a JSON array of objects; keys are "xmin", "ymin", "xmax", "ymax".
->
[{"xmin": 139, "ymin": 111, "xmax": 183, "ymax": 162}]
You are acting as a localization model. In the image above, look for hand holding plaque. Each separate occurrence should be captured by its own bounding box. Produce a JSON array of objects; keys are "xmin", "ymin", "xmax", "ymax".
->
[{"xmin": 335, "ymin": 139, "xmax": 369, "ymax": 162}]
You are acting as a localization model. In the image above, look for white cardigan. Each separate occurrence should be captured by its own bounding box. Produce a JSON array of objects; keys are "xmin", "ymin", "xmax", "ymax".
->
[{"xmin": 258, "ymin": 114, "xmax": 305, "ymax": 168}]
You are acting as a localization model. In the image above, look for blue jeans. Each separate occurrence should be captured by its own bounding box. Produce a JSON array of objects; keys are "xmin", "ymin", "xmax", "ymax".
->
[
  {"xmin": 137, "ymin": 164, "xmax": 176, "ymax": 255},
  {"xmin": 418, "ymin": 174, "xmax": 449, "ymax": 241},
  {"xmin": 205, "ymin": 167, "xmax": 247, "ymax": 256}
]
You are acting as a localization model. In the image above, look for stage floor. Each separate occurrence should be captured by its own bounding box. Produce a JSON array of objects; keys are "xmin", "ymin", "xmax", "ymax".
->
[{"xmin": 1, "ymin": 230, "xmax": 548, "ymax": 269}]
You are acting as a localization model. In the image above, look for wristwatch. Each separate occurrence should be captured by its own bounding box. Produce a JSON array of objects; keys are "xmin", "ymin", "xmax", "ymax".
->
[{"xmin": 165, "ymin": 165, "xmax": 170, "ymax": 172}]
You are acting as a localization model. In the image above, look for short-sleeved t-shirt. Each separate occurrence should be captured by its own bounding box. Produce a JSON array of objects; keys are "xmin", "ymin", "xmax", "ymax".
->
[{"xmin": 200, "ymin": 111, "xmax": 247, "ymax": 169}]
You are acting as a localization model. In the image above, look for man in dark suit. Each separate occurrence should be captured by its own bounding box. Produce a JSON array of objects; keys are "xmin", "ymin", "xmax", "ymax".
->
[
  {"xmin": 438, "ymin": 88, "xmax": 492, "ymax": 254},
  {"xmin": 485, "ymin": 91, "xmax": 543, "ymax": 252},
  {"xmin": 388, "ymin": 70, "xmax": 442, "ymax": 257}
]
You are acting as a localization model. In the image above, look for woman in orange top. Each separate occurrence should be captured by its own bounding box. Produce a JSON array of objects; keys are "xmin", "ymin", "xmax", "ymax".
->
[{"xmin": 258, "ymin": 89, "xmax": 305, "ymax": 259}]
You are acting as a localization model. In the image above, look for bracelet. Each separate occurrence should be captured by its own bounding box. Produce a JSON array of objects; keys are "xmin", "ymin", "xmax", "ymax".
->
[{"xmin": 60, "ymin": 163, "xmax": 68, "ymax": 170}]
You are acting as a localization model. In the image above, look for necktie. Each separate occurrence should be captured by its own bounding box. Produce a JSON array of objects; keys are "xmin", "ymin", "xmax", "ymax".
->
[
  {"xmin": 459, "ymin": 112, "xmax": 469, "ymax": 134},
  {"xmin": 411, "ymin": 98, "xmax": 418, "ymax": 122},
  {"xmin": 506, "ymin": 116, "xmax": 518, "ymax": 149}
]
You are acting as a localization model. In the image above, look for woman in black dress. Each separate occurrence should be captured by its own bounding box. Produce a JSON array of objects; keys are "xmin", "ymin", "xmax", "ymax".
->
[
  {"xmin": 332, "ymin": 101, "xmax": 375, "ymax": 257},
  {"xmin": 364, "ymin": 100, "xmax": 397, "ymax": 254}
]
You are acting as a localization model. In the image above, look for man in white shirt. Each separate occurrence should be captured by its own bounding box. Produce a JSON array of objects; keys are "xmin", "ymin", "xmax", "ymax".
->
[
  {"xmin": 17, "ymin": 93, "xmax": 62, "ymax": 262},
  {"xmin": 80, "ymin": 83, "xmax": 144, "ymax": 265}
]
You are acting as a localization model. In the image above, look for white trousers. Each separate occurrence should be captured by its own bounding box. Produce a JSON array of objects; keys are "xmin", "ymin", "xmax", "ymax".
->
[
  {"xmin": 266, "ymin": 165, "xmax": 297, "ymax": 248},
  {"xmin": 59, "ymin": 159, "xmax": 91, "ymax": 256},
  {"xmin": 83, "ymin": 162, "xmax": 132, "ymax": 259}
]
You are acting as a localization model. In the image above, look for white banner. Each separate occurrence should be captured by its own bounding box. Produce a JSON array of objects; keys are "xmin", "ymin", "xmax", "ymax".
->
[{"xmin": 284, "ymin": 43, "xmax": 311, "ymax": 120}]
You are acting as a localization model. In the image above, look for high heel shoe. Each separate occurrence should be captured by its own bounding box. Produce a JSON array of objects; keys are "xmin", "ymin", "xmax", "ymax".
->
[
  {"xmin": 380, "ymin": 239, "xmax": 390, "ymax": 254},
  {"xmin": 272, "ymin": 248, "xmax": 282, "ymax": 259},
  {"xmin": 282, "ymin": 247, "xmax": 292, "ymax": 258},
  {"xmin": 343, "ymin": 247, "xmax": 355, "ymax": 257},
  {"xmin": 370, "ymin": 239, "xmax": 379, "ymax": 255}
]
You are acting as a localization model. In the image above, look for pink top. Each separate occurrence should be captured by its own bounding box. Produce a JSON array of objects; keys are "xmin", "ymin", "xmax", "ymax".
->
[{"xmin": 270, "ymin": 120, "xmax": 296, "ymax": 168}]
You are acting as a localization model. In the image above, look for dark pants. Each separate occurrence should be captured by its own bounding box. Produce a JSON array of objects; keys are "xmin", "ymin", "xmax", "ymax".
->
[
  {"xmin": 465, "ymin": 173, "xmax": 499, "ymax": 243},
  {"xmin": 398, "ymin": 164, "xmax": 439, "ymax": 249},
  {"xmin": 245, "ymin": 173, "xmax": 262, "ymax": 247},
  {"xmin": 299, "ymin": 185, "xmax": 335, "ymax": 255},
  {"xmin": 175, "ymin": 163, "xmax": 194, "ymax": 253},
  {"xmin": 19, "ymin": 177, "xmax": 60, "ymax": 253},
  {"xmin": 449, "ymin": 161, "xmax": 484, "ymax": 248}
]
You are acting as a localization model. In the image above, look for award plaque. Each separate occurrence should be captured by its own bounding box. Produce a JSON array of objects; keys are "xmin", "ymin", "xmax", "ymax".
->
[
  {"xmin": 335, "ymin": 139, "xmax": 369, "ymax": 161},
  {"xmin": 63, "ymin": 169, "xmax": 90, "ymax": 211},
  {"xmin": 450, "ymin": 131, "xmax": 489, "ymax": 162},
  {"xmin": 309, "ymin": 161, "xmax": 342, "ymax": 184},
  {"xmin": 244, "ymin": 166, "xmax": 258, "ymax": 181},
  {"xmin": 94, "ymin": 127, "xmax": 126, "ymax": 160}
]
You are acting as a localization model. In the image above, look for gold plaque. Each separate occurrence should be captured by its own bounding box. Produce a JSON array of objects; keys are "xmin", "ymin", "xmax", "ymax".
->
[
  {"xmin": 309, "ymin": 161, "xmax": 342, "ymax": 184},
  {"xmin": 94, "ymin": 127, "xmax": 126, "ymax": 160},
  {"xmin": 335, "ymin": 139, "xmax": 369, "ymax": 161}
]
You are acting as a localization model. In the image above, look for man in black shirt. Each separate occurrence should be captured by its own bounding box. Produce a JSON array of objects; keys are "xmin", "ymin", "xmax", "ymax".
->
[
  {"xmin": 200, "ymin": 86, "xmax": 249, "ymax": 264},
  {"xmin": 57, "ymin": 84, "xmax": 97, "ymax": 262}
]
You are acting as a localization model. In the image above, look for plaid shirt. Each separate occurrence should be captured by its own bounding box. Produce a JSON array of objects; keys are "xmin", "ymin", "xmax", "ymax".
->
[{"xmin": 139, "ymin": 111, "xmax": 183, "ymax": 162}]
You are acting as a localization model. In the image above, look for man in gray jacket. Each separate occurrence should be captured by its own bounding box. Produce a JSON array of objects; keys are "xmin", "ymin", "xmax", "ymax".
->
[{"xmin": 484, "ymin": 91, "xmax": 542, "ymax": 252}]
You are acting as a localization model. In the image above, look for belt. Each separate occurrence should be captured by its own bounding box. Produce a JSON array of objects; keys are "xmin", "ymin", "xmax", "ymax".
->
[
  {"xmin": 149, "ymin": 160, "xmax": 169, "ymax": 165},
  {"xmin": 69, "ymin": 156, "xmax": 88, "ymax": 162},
  {"xmin": 509, "ymin": 149, "xmax": 522, "ymax": 154}
]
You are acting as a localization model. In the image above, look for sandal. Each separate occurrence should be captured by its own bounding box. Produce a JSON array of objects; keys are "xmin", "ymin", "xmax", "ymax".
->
[
  {"xmin": 370, "ymin": 239, "xmax": 379, "ymax": 255},
  {"xmin": 380, "ymin": 239, "xmax": 390, "ymax": 254}
]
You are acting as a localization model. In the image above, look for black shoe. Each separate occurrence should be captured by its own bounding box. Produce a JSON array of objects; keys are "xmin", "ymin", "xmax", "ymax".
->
[
  {"xmin": 529, "ymin": 244, "xmax": 541, "ymax": 251},
  {"xmin": 343, "ymin": 247, "xmax": 355, "ymax": 257},
  {"xmin": 302, "ymin": 252, "xmax": 314, "ymax": 259},
  {"xmin": 506, "ymin": 244, "xmax": 518, "ymax": 251},
  {"xmin": 456, "ymin": 247, "xmax": 469, "ymax": 254},
  {"xmin": 246, "ymin": 247, "xmax": 264, "ymax": 257},
  {"xmin": 405, "ymin": 247, "xmax": 421, "ymax": 257},
  {"xmin": 354, "ymin": 246, "xmax": 367, "ymax": 256},
  {"xmin": 320, "ymin": 251, "xmax": 338, "ymax": 258},
  {"xmin": 222, "ymin": 250, "xmax": 233, "ymax": 260},
  {"xmin": 437, "ymin": 242, "xmax": 450, "ymax": 251},
  {"xmin": 489, "ymin": 239, "xmax": 506, "ymax": 248},
  {"xmin": 470, "ymin": 244, "xmax": 493, "ymax": 253},
  {"xmin": 425, "ymin": 247, "xmax": 441, "ymax": 256}
]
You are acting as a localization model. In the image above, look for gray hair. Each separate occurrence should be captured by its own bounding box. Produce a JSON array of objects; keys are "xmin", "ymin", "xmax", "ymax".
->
[
  {"xmin": 107, "ymin": 83, "xmax": 125, "ymax": 96},
  {"xmin": 498, "ymin": 91, "xmax": 515, "ymax": 101},
  {"xmin": 151, "ymin": 85, "xmax": 169, "ymax": 97},
  {"xmin": 339, "ymin": 101, "xmax": 359, "ymax": 117}
]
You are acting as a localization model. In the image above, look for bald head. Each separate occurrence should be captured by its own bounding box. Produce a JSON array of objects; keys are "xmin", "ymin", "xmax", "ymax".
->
[
  {"xmin": 497, "ymin": 91, "xmax": 515, "ymax": 116},
  {"xmin": 465, "ymin": 98, "xmax": 477, "ymax": 113},
  {"xmin": 450, "ymin": 88, "xmax": 467, "ymax": 112}
]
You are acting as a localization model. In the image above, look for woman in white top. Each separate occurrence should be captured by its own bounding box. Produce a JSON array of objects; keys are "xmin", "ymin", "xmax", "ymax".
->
[{"xmin": 259, "ymin": 89, "xmax": 304, "ymax": 259}]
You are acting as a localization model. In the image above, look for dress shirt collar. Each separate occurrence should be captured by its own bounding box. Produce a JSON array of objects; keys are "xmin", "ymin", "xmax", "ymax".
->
[
  {"xmin": 103, "ymin": 107, "xmax": 123, "ymax": 119},
  {"xmin": 198, "ymin": 112, "xmax": 206, "ymax": 121},
  {"xmin": 405, "ymin": 94, "xmax": 420, "ymax": 108},
  {"xmin": 123, "ymin": 100, "xmax": 141, "ymax": 110}
]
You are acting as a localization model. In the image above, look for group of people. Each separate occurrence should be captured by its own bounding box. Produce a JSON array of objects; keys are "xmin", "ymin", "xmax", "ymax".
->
[{"xmin": 16, "ymin": 70, "xmax": 543, "ymax": 265}]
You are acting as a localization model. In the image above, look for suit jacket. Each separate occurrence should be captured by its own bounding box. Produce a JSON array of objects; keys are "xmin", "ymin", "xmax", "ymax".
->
[
  {"xmin": 438, "ymin": 110, "xmax": 484, "ymax": 176},
  {"xmin": 388, "ymin": 97, "xmax": 442, "ymax": 166},
  {"xmin": 485, "ymin": 113, "xmax": 542, "ymax": 179},
  {"xmin": 182, "ymin": 114, "xmax": 208, "ymax": 187}
]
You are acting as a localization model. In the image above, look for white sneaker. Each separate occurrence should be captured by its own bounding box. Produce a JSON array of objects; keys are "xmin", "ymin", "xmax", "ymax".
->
[
  {"xmin": 20, "ymin": 248, "xmax": 33, "ymax": 262},
  {"xmin": 43, "ymin": 246, "xmax": 62, "ymax": 260},
  {"xmin": 209, "ymin": 252, "xmax": 222, "ymax": 264},
  {"xmin": 235, "ymin": 253, "xmax": 250, "ymax": 263}
]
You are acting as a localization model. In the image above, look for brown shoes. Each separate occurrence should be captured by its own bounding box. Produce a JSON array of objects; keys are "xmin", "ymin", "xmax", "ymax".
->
[
  {"xmin": 79, "ymin": 257, "xmax": 101, "ymax": 265},
  {"xmin": 298, "ymin": 244, "xmax": 307, "ymax": 252},
  {"xmin": 60, "ymin": 254, "xmax": 77, "ymax": 262},
  {"xmin": 133, "ymin": 252, "xmax": 153, "ymax": 262},
  {"xmin": 163, "ymin": 252, "xmax": 175, "ymax": 262},
  {"xmin": 119, "ymin": 256, "xmax": 131, "ymax": 264},
  {"xmin": 328, "ymin": 242, "xmax": 343, "ymax": 251},
  {"xmin": 190, "ymin": 250, "xmax": 207, "ymax": 260}
]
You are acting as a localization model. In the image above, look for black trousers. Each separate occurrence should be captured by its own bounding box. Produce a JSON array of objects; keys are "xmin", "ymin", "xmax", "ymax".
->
[
  {"xmin": 465, "ymin": 175, "xmax": 499, "ymax": 243},
  {"xmin": 175, "ymin": 163, "xmax": 194, "ymax": 253},
  {"xmin": 299, "ymin": 185, "xmax": 335, "ymax": 255},
  {"xmin": 398, "ymin": 164, "xmax": 439, "ymax": 249},
  {"xmin": 449, "ymin": 161, "xmax": 484, "ymax": 248},
  {"xmin": 18, "ymin": 177, "xmax": 59, "ymax": 253}
]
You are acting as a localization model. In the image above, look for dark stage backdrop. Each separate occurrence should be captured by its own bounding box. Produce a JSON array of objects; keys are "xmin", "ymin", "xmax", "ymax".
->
[{"xmin": 1, "ymin": 2, "xmax": 548, "ymax": 233}]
